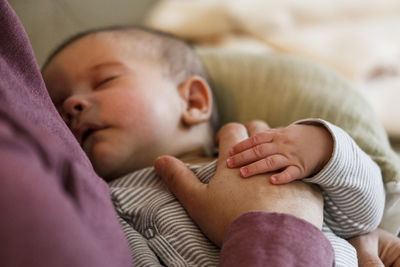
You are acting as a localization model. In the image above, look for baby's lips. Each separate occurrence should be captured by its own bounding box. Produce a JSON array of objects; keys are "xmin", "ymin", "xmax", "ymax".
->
[{"xmin": 74, "ymin": 123, "xmax": 103, "ymax": 145}]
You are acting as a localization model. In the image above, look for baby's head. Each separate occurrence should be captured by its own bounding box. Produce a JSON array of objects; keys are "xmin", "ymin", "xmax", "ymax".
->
[{"xmin": 42, "ymin": 26, "xmax": 218, "ymax": 181}]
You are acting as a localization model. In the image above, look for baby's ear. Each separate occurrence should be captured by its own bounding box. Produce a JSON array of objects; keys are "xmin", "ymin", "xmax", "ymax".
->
[{"xmin": 179, "ymin": 76, "xmax": 213, "ymax": 126}]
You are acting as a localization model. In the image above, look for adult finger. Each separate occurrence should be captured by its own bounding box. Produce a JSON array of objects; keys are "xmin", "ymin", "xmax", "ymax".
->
[
  {"xmin": 245, "ymin": 120, "xmax": 270, "ymax": 137},
  {"xmin": 394, "ymin": 258, "xmax": 400, "ymax": 267},
  {"xmin": 377, "ymin": 228, "xmax": 400, "ymax": 266},
  {"xmin": 216, "ymin": 123, "xmax": 248, "ymax": 167},
  {"xmin": 358, "ymin": 255, "xmax": 384, "ymax": 267},
  {"xmin": 154, "ymin": 155, "xmax": 205, "ymax": 213},
  {"xmin": 382, "ymin": 240, "xmax": 400, "ymax": 267},
  {"xmin": 348, "ymin": 234, "xmax": 384, "ymax": 267}
]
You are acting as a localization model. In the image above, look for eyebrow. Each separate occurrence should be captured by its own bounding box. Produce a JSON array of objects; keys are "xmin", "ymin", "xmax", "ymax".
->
[{"xmin": 90, "ymin": 61, "xmax": 126, "ymax": 71}]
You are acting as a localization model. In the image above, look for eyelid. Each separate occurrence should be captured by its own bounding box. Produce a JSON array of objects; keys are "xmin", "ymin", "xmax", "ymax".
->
[{"xmin": 94, "ymin": 75, "xmax": 119, "ymax": 89}]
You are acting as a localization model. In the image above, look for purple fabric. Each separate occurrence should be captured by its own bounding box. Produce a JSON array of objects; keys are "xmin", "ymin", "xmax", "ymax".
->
[
  {"xmin": 0, "ymin": 1, "xmax": 87, "ymax": 161},
  {"xmin": 0, "ymin": 1, "xmax": 132, "ymax": 266},
  {"xmin": 221, "ymin": 212, "xmax": 335, "ymax": 267}
]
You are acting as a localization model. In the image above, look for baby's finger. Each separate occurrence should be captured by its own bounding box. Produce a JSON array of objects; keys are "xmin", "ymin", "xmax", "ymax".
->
[
  {"xmin": 270, "ymin": 166, "xmax": 301, "ymax": 184},
  {"xmin": 239, "ymin": 154, "xmax": 289, "ymax": 178},
  {"xmin": 229, "ymin": 131, "xmax": 274, "ymax": 156},
  {"xmin": 245, "ymin": 120, "xmax": 270, "ymax": 137},
  {"xmin": 227, "ymin": 142, "xmax": 278, "ymax": 168}
]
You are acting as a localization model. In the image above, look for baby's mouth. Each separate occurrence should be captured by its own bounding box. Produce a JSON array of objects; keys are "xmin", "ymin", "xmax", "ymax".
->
[
  {"xmin": 74, "ymin": 124, "xmax": 104, "ymax": 147},
  {"xmin": 81, "ymin": 129, "xmax": 95, "ymax": 146}
]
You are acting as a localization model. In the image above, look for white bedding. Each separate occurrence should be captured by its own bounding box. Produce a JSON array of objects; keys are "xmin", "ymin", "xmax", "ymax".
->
[{"xmin": 145, "ymin": 0, "xmax": 400, "ymax": 138}]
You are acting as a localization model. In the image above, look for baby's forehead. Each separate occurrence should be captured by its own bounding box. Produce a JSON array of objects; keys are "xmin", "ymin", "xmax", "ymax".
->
[
  {"xmin": 96, "ymin": 31, "xmax": 166, "ymax": 65},
  {"xmin": 84, "ymin": 30, "xmax": 163, "ymax": 57},
  {"xmin": 47, "ymin": 30, "xmax": 165, "ymax": 72},
  {"xmin": 69, "ymin": 31, "xmax": 153, "ymax": 57}
]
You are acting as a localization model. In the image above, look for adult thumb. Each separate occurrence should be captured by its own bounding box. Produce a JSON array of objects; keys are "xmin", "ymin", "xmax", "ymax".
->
[
  {"xmin": 357, "ymin": 254, "xmax": 384, "ymax": 267},
  {"xmin": 349, "ymin": 234, "xmax": 384, "ymax": 267},
  {"xmin": 154, "ymin": 155, "xmax": 206, "ymax": 212}
]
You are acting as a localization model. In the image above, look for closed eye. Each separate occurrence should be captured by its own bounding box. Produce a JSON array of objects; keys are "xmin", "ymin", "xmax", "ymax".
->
[{"xmin": 95, "ymin": 76, "xmax": 118, "ymax": 89}]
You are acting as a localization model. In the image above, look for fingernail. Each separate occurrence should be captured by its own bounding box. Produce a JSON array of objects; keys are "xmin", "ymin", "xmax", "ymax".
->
[
  {"xmin": 270, "ymin": 176, "xmax": 277, "ymax": 184},
  {"xmin": 226, "ymin": 157, "xmax": 233, "ymax": 168},
  {"xmin": 229, "ymin": 148, "xmax": 235, "ymax": 156},
  {"xmin": 240, "ymin": 167, "xmax": 248, "ymax": 177}
]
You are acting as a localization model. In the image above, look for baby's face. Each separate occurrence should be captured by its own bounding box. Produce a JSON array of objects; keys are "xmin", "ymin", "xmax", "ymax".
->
[{"xmin": 43, "ymin": 33, "xmax": 185, "ymax": 180}]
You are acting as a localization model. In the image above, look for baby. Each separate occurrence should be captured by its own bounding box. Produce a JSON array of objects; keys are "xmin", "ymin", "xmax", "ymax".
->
[{"xmin": 42, "ymin": 26, "xmax": 385, "ymax": 267}]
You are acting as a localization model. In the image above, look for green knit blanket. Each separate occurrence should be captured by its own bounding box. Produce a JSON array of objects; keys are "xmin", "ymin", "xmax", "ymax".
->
[{"xmin": 198, "ymin": 48, "xmax": 400, "ymax": 184}]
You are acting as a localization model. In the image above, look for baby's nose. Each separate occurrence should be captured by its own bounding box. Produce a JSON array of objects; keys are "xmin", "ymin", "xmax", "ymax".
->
[{"xmin": 62, "ymin": 95, "xmax": 89, "ymax": 116}]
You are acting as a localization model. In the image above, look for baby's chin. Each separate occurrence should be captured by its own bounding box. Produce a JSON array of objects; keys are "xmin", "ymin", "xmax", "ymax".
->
[
  {"xmin": 90, "ymin": 154, "xmax": 146, "ymax": 182},
  {"xmin": 85, "ymin": 150, "xmax": 118, "ymax": 181},
  {"xmin": 80, "ymin": 142, "xmax": 123, "ymax": 181},
  {"xmin": 92, "ymin": 162, "xmax": 122, "ymax": 182}
]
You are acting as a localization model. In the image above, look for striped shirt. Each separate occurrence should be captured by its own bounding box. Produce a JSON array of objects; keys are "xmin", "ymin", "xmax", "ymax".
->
[{"xmin": 109, "ymin": 119, "xmax": 385, "ymax": 267}]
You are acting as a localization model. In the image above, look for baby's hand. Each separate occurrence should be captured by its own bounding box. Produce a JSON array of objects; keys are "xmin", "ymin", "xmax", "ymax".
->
[{"xmin": 227, "ymin": 124, "xmax": 334, "ymax": 184}]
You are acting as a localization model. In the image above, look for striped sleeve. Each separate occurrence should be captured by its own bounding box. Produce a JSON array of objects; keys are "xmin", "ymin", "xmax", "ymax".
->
[
  {"xmin": 322, "ymin": 224, "xmax": 356, "ymax": 267},
  {"xmin": 117, "ymin": 216, "xmax": 163, "ymax": 267},
  {"xmin": 299, "ymin": 119, "xmax": 385, "ymax": 238}
]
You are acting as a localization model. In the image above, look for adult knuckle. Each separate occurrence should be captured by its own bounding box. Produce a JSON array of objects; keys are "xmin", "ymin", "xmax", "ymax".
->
[
  {"xmin": 245, "ymin": 120, "xmax": 259, "ymax": 128},
  {"xmin": 217, "ymin": 122, "xmax": 247, "ymax": 141},
  {"xmin": 361, "ymin": 258, "xmax": 384, "ymax": 267},
  {"xmin": 258, "ymin": 120, "xmax": 270, "ymax": 128},
  {"xmin": 394, "ymin": 242, "xmax": 400, "ymax": 251},
  {"xmin": 250, "ymin": 119, "xmax": 268, "ymax": 128},
  {"xmin": 275, "ymin": 132, "xmax": 287, "ymax": 143},
  {"xmin": 273, "ymin": 127, "xmax": 287, "ymax": 140},
  {"xmin": 223, "ymin": 122, "xmax": 244, "ymax": 131},
  {"xmin": 252, "ymin": 119, "xmax": 264, "ymax": 124}
]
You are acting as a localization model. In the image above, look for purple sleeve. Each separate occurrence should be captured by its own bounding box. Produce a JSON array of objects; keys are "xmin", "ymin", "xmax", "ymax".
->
[
  {"xmin": 0, "ymin": 2, "xmax": 131, "ymax": 267},
  {"xmin": 220, "ymin": 212, "xmax": 335, "ymax": 267},
  {"xmin": 0, "ymin": 111, "xmax": 131, "ymax": 267}
]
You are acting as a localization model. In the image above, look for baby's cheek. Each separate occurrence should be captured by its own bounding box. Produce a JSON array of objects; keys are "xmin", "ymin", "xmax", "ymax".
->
[
  {"xmin": 135, "ymin": 106, "xmax": 176, "ymax": 140},
  {"xmin": 121, "ymin": 103, "xmax": 170, "ymax": 140},
  {"xmin": 104, "ymin": 88, "xmax": 180, "ymax": 143}
]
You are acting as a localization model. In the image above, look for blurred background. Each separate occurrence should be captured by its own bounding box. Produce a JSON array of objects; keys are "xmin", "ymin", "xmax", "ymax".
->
[{"xmin": 9, "ymin": 0, "xmax": 400, "ymax": 153}]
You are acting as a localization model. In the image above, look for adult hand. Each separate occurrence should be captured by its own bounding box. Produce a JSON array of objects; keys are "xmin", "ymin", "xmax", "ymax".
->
[
  {"xmin": 154, "ymin": 121, "xmax": 323, "ymax": 247},
  {"xmin": 348, "ymin": 228, "xmax": 400, "ymax": 267}
]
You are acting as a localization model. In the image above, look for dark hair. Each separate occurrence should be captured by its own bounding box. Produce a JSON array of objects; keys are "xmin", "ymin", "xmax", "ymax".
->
[{"xmin": 43, "ymin": 25, "xmax": 219, "ymax": 135}]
